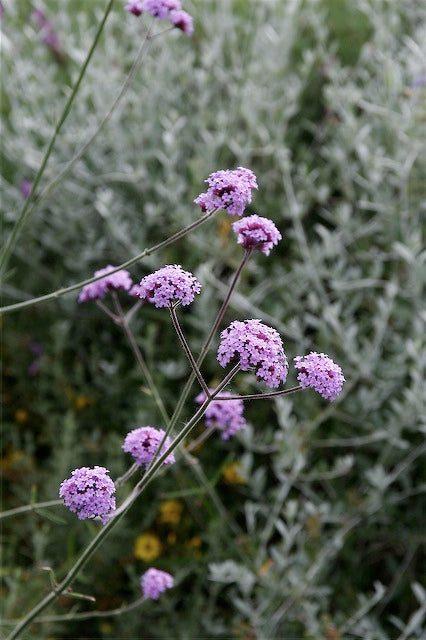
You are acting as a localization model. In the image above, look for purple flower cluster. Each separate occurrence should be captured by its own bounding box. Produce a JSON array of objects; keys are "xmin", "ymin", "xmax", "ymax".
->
[
  {"xmin": 195, "ymin": 391, "xmax": 247, "ymax": 440},
  {"xmin": 125, "ymin": 0, "xmax": 193, "ymax": 35},
  {"xmin": 122, "ymin": 426, "xmax": 176, "ymax": 466},
  {"xmin": 32, "ymin": 8, "xmax": 61, "ymax": 53},
  {"xmin": 59, "ymin": 466, "xmax": 116, "ymax": 524},
  {"xmin": 141, "ymin": 568, "xmax": 174, "ymax": 599},
  {"xmin": 232, "ymin": 215, "xmax": 282, "ymax": 255},
  {"xmin": 78, "ymin": 265, "xmax": 133, "ymax": 302},
  {"xmin": 294, "ymin": 352, "xmax": 345, "ymax": 401},
  {"xmin": 218, "ymin": 319, "xmax": 288, "ymax": 388},
  {"xmin": 135, "ymin": 265, "xmax": 201, "ymax": 308},
  {"xmin": 195, "ymin": 167, "xmax": 258, "ymax": 216}
]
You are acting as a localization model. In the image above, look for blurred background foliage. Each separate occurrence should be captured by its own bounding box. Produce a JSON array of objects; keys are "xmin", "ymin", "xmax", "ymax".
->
[{"xmin": 1, "ymin": 0, "xmax": 425, "ymax": 638}]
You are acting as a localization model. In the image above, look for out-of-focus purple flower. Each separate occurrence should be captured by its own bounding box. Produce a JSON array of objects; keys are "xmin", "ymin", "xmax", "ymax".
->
[
  {"xmin": 32, "ymin": 7, "xmax": 61, "ymax": 53},
  {"xmin": 411, "ymin": 74, "xmax": 426, "ymax": 88},
  {"xmin": 169, "ymin": 9, "xmax": 193, "ymax": 35},
  {"xmin": 129, "ymin": 283, "xmax": 143, "ymax": 297},
  {"xmin": 122, "ymin": 426, "xmax": 175, "ymax": 466},
  {"xmin": 141, "ymin": 568, "xmax": 174, "ymax": 599},
  {"xmin": 232, "ymin": 214, "xmax": 282, "ymax": 255},
  {"xmin": 141, "ymin": 0, "xmax": 181, "ymax": 19},
  {"xmin": 59, "ymin": 466, "xmax": 116, "ymax": 524},
  {"xmin": 195, "ymin": 391, "xmax": 246, "ymax": 440},
  {"xmin": 136, "ymin": 265, "xmax": 201, "ymax": 308},
  {"xmin": 20, "ymin": 180, "xmax": 32, "ymax": 200},
  {"xmin": 294, "ymin": 352, "xmax": 345, "ymax": 401},
  {"xmin": 218, "ymin": 319, "xmax": 288, "ymax": 388},
  {"xmin": 125, "ymin": 0, "xmax": 144, "ymax": 15},
  {"xmin": 195, "ymin": 167, "xmax": 258, "ymax": 216},
  {"xmin": 28, "ymin": 341, "xmax": 43, "ymax": 377},
  {"xmin": 78, "ymin": 265, "xmax": 133, "ymax": 302}
]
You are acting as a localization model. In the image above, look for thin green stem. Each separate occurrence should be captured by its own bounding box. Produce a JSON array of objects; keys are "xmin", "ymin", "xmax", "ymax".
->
[
  {"xmin": 0, "ymin": 0, "xmax": 115, "ymax": 277},
  {"xmin": 2, "ymin": 596, "xmax": 146, "ymax": 626},
  {"xmin": 0, "ymin": 500, "xmax": 63, "ymax": 521},
  {"xmin": 0, "ymin": 208, "xmax": 218, "ymax": 314},
  {"xmin": 214, "ymin": 385, "xmax": 303, "ymax": 401},
  {"xmin": 169, "ymin": 304, "xmax": 210, "ymax": 396},
  {"xmin": 112, "ymin": 294, "xmax": 170, "ymax": 425},
  {"xmin": 20, "ymin": 20, "xmax": 154, "ymax": 236},
  {"xmin": 166, "ymin": 250, "xmax": 252, "ymax": 442}
]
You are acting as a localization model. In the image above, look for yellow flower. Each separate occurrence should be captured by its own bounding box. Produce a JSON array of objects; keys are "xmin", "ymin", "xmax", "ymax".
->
[
  {"xmin": 158, "ymin": 499, "xmax": 184, "ymax": 525},
  {"xmin": 167, "ymin": 532, "xmax": 177, "ymax": 546},
  {"xmin": 222, "ymin": 461, "xmax": 246, "ymax": 485},
  {"xmin": 14, "ymin": 409, "xmax": 29, "ymax": 424},
  {"xmin": 99, "ymin": 622, "xmax": 113, "ymax": 634},
  {"xmin": 185, "ymin": 536, "xmax": 202, "ymax": 557},
  {"xmin": 133, "ymin": 533, "xmax": 162, "ymax": 562}
]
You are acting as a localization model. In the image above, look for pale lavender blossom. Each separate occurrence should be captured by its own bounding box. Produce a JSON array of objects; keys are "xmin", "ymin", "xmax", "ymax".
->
[
  {"xmin": 232, "ymin": 214, "xmax": 282, "ymax": 255},
  {"xmin": 141, "ymin": 0, "xmax": 181, "ymax": 19},
  {"xmin": 294, "ymin": 352, "xmax": 345, "ymax": 401},
  {"xmin": 195, "ymin": 167, "xmax": 258, "ymax": 216},
  {"xmin": 59, "ymin": 466, "xmax": 116, "ymax": 524},
  {"xmin": 125, "ymin": 0, "xmax": 144, "ymax": 15},
  {"xmin": 195, "ymin": 391, "xmax": 246, "ymax": 440},
  {"xmin": 136, "ymin": 265, "xmax": 201, "ymax": 307},
  {"xmin": 217, "ymin": 319, "xmax": 288, "ymax": 388},
  {"xmin": 169, "ymin": 9, "xmax": 193, "ymax": 35},
  {"xmin": 122, "ymin": 426, "xmax": 175, "ymax": 466},
  {"xmin": 78, "ymin": 265, "xmax": 133, "ymax": 302},
  {"xmin": 19, "ymin": 180, "xmax": 32, "ymax": 199},
  {"xmin": 141, "ymin": 568, "xmax": 174, "ymax": 599}
]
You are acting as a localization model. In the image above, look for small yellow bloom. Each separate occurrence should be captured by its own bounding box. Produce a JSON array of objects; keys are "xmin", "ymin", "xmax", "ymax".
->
[
  {"xmin": 14, "ymin": 409, "xmax": 29, "ymax": 424},
  {"xmin": 185, "ymin": 536, "xmax": 202, "ymax": 557},
  {"xmin": 222, "ymin": 461, "xmax": 246, "ymax": 485},
  {"xmin": 158, "ymin": 499, "xmax": 184, "ymax": 525},
  {"xmin": 99, "ymin": 622, "xmax": 113, "ymax": 634},
  {"xmin": 133, "ymin": 533, "xmax": 162, "ymax": 562},
  {"xmin": 258, "ymin": 558, "xmax": 273, "ymax": 577},
  {"xmin": 74, "ymin": 395, "xmax": 92, "ymax": 411}
]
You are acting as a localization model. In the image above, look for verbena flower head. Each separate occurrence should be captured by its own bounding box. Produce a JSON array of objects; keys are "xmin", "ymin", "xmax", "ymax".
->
[
  {"xmin": 141, "ymin": 0, "xmax": 181, "ymax": 18},
  {"xmin": 141, "ymin": 568, "xmax": 174, "ymax": 600},
  {"xmin": 125, "ymin": 0, "xmax": 144, "ymax": 15},
  {"xmin": 195, "ymin": 391, "xmax": 246, "ymax": 440},
  {"xmin": 78, "ymin": 265, "xmax": 133, "ymax": 302},
  {"xmin": 59, "ymin": 466, "xmax": 116, "ymax": 524},
  {"xmin": 136, "ymin": 265, "xmax": 201, "ymax": 307},
  {"xmin": 294, "ymin": 352, "xmax": 345, "ymax": 401},
  {"xmin": 232, "ymin": 214, "xmax": 282, "ymax": 255},
  {"xmin": 169, "ymin": 9, "xmax": 193, "ymax": 34},
  {"xmin": 195, "ymin": 167, "xmax": 258, "ymax": 216},
  {"xmin": 218, "ymin": 319, "xmax": 288, "ymax": 388},
  {"xmin": 122, "ymin": 426, "xmax": 175, "ymax": 466}
]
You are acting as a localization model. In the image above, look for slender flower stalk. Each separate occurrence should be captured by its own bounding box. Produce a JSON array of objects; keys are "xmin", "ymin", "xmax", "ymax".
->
[
  {"xmin": 0, "ymin": 208, "xmax": 218, "ymax": 315},
  {"xmin": 166, "ymin": 249, "xmax": 253, "ymax": 437},
  {"xmin": 214, "ymin": 385, "xmax": 303, "ymax": 401},
  {"xmin": 169, "ymin": 303, "xmax": 210, "ymax": 396},
  {"xmin": 0, "ymin": 0, "xmax": 115, "ymax": 277},
  {"xmin": 6, "ymin": 366, "xmax": 239, "ymax": 640},
  {"xmin": 0, "ymin": 500, "xmax": 63, "ymax": 521}
]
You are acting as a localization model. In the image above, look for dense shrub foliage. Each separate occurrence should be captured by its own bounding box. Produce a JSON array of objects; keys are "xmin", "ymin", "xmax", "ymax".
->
[{"xmin": 1, "ymin": 0, "xmax": 425, "ymax": 638}]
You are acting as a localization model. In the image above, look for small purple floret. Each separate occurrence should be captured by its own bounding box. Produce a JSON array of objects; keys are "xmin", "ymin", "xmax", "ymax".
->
[
  {"xmin": 125, "ymin": 0, "xmax": 144, "ymax": 15},
  {"xmin": 294, "ymin": 352, "xmax": 345, "ymax": 401},
  {"xmin": 141, "ymin": 568, "xmax": 174, "ymax": 599},
  {"xmin": 19, "ymin": 180, "xmax": 32, "ymax": 200},
  {"xmin": 141, "ymin": 0, "xmax": 181, "ymax": 19},
  {"xmin": 122, "ymin": 426, "xmax": 175, "ymax": 466},
  {"xmin": 59, "ymin": 466, "xmax": 116, "ymax": 524},
  {"xmin": 217, "ymin": 319, "xmax": 288, "ymax": 388},
  {"xmin": 78, "ymin": 265, "xmax": 133, "ymax": 302},
  {"xmin": 169, "ymin": 9, "xmax": 193, "ymax": 35},
  {"xmin": 232, "ymin": 214, "xmax": 282, "ymax": 255},
  {"xmin": 195, "ymin": 391, "xmax": 246, "ymax": 440},
  {"xmin": 195, "ymin": 167, "xmax": 258, "ymax": 216},
  {"xmin": 136, "ymin": 265, "xmax": 201, "ymax": 308}
]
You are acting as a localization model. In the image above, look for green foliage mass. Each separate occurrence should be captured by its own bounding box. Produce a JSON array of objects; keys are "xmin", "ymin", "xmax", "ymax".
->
[{"xmin": 1, "ymin": 0, "xmax": 425, "ymax": 638}]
